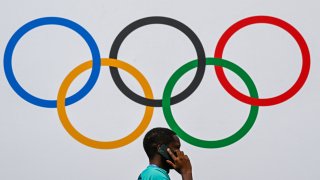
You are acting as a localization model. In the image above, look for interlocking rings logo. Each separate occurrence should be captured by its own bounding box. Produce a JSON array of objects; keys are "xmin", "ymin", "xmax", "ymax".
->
[{"xmin": 3, "ymin": 16, "xmax": 310, "ymax": 149}]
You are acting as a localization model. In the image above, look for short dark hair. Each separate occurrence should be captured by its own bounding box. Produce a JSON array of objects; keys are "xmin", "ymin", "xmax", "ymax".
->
[{"xmin": 143, "ymin": 127, "xmax": 176, "ymax": 159}]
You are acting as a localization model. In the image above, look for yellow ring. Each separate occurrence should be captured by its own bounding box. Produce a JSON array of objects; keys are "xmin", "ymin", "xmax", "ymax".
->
[{"xmin": 57, "ymin": 58, "xmax": 154, "ymax": 149}]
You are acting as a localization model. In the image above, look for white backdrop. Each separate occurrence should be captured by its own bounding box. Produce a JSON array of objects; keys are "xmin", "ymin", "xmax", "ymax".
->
[{"xmin": 0, "ymin": 0, "xmax": 319, "ymax": 179}]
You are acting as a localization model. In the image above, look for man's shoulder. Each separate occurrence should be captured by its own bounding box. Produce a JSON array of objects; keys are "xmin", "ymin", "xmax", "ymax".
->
[{"xmin": 138, "ymin": 166, "xmax": 170, "ymax": 180}]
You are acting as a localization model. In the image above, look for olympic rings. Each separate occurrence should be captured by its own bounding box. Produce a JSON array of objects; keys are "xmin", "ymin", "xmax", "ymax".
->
[
  {"xmin": 109, "ymin": 16, "xmax": 206, "ymax": 107},
  {"xmin": 3, "ymin": 15, "xmax": 310, "ymax": 149},
  {"xmin": 57, "ymin": 58, "xmax": 154, "ymax": 149},
  {"xmin": 162, "ymin": 58, "xmax": 259, "ymax": 148},
  {"xmin": 4, "ymin": 17, "xmax": 101, "ymax": 108},
  {"xmin": 214, "ymin": 16, "xmax": 310, "ymax": 106}
]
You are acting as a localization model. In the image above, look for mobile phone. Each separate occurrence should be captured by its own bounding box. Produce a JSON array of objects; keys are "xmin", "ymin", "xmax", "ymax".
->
[{"xmin": 158, "ymin": 144, "xmax": 174, "ymax": 162}]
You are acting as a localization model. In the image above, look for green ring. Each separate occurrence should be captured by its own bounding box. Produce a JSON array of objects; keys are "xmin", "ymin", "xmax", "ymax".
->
[{"xmin": 162, "ymin": 58, "xmax": 259, "ymax": 148}]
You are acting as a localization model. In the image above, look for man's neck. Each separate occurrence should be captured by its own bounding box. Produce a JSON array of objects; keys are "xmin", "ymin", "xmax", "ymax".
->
[{"xmin": 149, "ymin": 156, "xmax": 170, "ymax": 173}]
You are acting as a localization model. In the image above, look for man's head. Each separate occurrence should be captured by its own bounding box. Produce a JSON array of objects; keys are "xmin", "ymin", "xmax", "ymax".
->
[{"xmin": 143, "ymin": 127, "xmax": 181, "ymax": 161}]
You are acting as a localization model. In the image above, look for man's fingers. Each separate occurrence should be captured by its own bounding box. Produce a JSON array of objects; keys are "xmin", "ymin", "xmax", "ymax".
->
[
  {"xmin": 175, "ymin": 149, "xmax": 181, "ymax": 156},
  {"xmin": 180, "ymin": 151, "xmax": 184, "ymax": 156},
  {"xmin": 185, "ymin": 155, "xmax": 189, "ymax": 160},
  {"xmin": 167, "ymin": 148, "xmax": 177, "ymax": 159},
  {"xmin": 166, "ymin": 160, "xmax": 176, "ymax": 168}
]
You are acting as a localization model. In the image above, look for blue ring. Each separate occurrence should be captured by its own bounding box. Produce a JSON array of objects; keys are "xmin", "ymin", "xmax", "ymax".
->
[{"xmin": 3, "ymin": 17, "xmax": 101, "ymax": 108}]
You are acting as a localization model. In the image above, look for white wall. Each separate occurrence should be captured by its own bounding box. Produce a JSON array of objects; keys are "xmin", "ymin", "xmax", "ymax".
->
[{"xmin": 0, "ymin": 0, "xmax": 319, "ymax": 179}]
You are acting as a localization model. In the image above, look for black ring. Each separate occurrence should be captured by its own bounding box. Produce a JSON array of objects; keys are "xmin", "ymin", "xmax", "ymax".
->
[{"xmin": 109, "ymin": 16, "xmax": 206, "ymax": 107}]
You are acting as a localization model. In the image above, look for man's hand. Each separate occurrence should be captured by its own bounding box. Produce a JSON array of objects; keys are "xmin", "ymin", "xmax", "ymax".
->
[{"xmin": 166, "ymin": 148, "xmax": 193, "ymax": 180}]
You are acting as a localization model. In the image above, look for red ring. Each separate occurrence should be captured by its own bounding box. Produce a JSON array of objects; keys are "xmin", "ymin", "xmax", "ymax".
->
[{"xmin": 214, "ymin": 16, "xmax": 310, "ymax": 106}]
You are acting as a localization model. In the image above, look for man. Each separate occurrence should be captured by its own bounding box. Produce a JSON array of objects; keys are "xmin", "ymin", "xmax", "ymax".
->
[{"xmin": 138, "ymin": 127, "xmax": 193, "ymax": 180}]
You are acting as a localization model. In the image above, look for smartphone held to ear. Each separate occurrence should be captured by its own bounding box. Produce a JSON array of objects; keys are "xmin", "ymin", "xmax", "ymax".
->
[{"xmin": 158, "ymin": 144, "xmax": 174, "ymax": 162}]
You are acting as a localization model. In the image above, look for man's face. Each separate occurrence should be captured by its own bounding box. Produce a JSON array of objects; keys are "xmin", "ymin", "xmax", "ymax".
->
[
  {"xmin": 168, "ymin": 135, "xmax": 181, "ymax": 152},
  {"xmin": 163, "ymin": 135, "xmax": 181, "ymax": 169},
  {"xmin": 158, "ymin": 135, "xmax": 181, "ymax": 170}
]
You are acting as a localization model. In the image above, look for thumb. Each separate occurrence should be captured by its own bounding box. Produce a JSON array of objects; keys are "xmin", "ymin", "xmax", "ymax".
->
[{"xmin": 166, "ymin": 160, "xmax": 176, "ymax": 168}]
